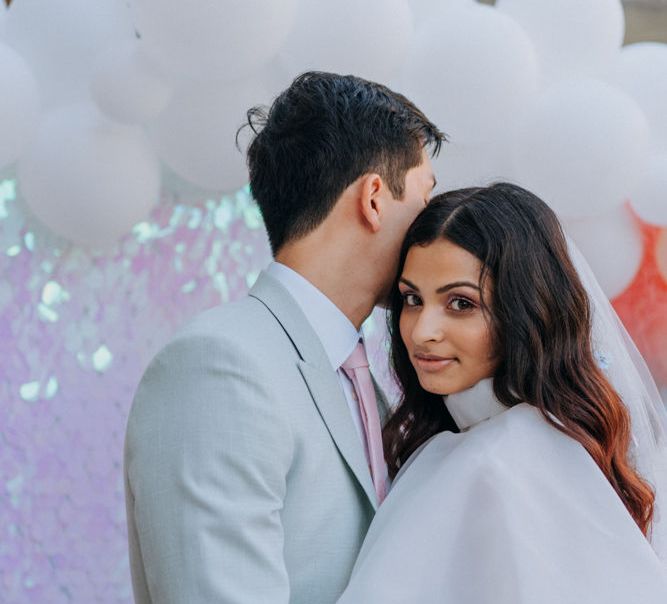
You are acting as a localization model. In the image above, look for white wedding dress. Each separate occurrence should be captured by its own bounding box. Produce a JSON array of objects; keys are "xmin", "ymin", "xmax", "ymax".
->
[{"xmin": 338, "ymin": 378, "xmax": 667, "ymax": 604}]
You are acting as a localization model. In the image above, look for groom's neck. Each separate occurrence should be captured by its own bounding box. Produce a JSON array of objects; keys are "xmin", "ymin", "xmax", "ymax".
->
[{"xmin": 275, "ymin": 240, "xmax": 380, "ymax": 331}]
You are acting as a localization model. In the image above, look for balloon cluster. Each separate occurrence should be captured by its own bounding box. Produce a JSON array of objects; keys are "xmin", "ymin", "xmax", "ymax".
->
[{"xmin": 0, "ymin": 0, "xmax": 665, "ymax": 274}]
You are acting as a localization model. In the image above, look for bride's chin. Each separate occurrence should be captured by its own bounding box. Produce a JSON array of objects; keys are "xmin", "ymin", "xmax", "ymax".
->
[{"xmin": 417, "ymin": 376, "xmax": 450, "ymax": 397}]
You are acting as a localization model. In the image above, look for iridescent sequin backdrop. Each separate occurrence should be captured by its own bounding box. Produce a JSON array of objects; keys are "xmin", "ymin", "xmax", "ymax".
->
[
  {"xmin": 2, "ymin": 173, "xmax": 667, "ymax": 602},
  {"xmin": 5, "ymin": 173, "xmax": 667, "ymax": 604},
  {"xmin": 0, "ymin": 178, "xmax": 396, "ymax": 603}
]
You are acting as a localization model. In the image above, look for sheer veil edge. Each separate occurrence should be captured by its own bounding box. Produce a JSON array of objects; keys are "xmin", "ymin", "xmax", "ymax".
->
[{"xmin": 566, "ymin": 236, "xmax": 667, "ymax": 562}]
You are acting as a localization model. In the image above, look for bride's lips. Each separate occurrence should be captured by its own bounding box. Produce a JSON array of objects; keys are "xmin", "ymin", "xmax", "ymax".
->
[{"xmin": 413, "ymin": 353, "xmax": 457, "ymax": 373}]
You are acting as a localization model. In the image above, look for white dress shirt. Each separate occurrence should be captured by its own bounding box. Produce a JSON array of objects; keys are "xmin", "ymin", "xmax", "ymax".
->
[{"xmin": 266, "ymin": 262, "xmax": 371, "ymax": 462}]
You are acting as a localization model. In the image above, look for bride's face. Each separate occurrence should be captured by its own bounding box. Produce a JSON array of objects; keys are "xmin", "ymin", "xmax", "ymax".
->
[{"xmin": 398, "ymin": 238, "xmax": 497, "ymax": 396}]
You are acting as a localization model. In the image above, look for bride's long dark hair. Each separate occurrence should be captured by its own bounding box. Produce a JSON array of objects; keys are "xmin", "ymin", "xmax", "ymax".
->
[{"xmin": 383, "ymin": 183, "xmax": 655, "ymax": 536}]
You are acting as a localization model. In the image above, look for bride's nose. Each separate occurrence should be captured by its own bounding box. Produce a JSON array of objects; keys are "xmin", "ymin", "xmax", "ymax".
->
[{"xmin": 410, "ymin": 305, "xmax": 445, "ymax": 345}]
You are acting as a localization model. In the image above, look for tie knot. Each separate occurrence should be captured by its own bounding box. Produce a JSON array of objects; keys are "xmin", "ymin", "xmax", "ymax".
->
[{"xmin": 342, "ymin": 341, "xmax": 369, "ymax": 371}]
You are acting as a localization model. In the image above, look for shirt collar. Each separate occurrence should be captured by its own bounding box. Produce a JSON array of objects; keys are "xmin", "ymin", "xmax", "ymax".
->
[
  {"xmin": 444, "ymin": 378, "xmax": 508, "ymax": 431},
  {"xmin": 266, "ymin": 262, "xmax": 361, "ymax": 369}
]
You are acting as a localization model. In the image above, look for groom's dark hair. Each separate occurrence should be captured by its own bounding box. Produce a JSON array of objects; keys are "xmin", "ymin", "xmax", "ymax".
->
[{"xmin": 241, "ymin": 71, "xmax": 445, "ymax": 254}]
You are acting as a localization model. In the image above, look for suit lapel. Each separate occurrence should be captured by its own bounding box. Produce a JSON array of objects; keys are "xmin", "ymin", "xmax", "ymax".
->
[
  {"xmin": 249, "ymin": 271, "xmax": 378, "ymax": 510},
  {"xmin": 297, "ymin": 361, "xmax": 378, "ymax": 510}
]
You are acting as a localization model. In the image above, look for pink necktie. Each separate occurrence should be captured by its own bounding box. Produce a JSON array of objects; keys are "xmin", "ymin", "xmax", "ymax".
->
[{"xmin": 341, "ymin": 341, "xmax": 388, "ymax": 505}]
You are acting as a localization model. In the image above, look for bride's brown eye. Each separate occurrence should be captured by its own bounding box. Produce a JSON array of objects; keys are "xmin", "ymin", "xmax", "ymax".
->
[
  {"xmin": 402, "ymin": 293, "xmax": 422, "ymax": 307},
  {"xmin": 449, "ymin": 297, "xmax": 475, "ymax": 311}
]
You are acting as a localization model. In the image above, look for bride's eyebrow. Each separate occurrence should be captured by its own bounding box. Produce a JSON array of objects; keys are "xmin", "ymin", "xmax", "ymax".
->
[
  {"xmin": 436, "ymin": 281, "xmax": 480, "ymax": 294},
  {"xmin": 399, "ymin": 278, "xmax": 481, "ymax": 294},
  {"xmin": 399, "ymin": 277, "xmax": 420, "ymax": 290}
]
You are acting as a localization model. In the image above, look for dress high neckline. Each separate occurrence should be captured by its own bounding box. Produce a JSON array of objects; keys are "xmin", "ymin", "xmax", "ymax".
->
[{"xmin": 444, "ymin": 378, "xmax": 508, "ymax": 431}]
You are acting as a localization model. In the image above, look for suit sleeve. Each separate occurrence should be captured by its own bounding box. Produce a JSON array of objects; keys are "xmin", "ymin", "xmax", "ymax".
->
[{"xmin": 125, "ymin": 333, "xmax": 294, "ymax": 603}]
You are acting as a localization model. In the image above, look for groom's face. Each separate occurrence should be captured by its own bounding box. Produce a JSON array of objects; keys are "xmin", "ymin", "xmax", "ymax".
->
[
  {"xmin": 398, "ymin": 149, "xmax": 437, "ymax": 231},
  {"xmin": 376, "ymin": 150, "xmax": 436, "ymax": 305}
]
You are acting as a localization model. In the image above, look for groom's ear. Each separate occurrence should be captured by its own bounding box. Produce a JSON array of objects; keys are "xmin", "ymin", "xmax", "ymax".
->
[{"xmin": 358, "ymin": 173, "xmax": 385, "ymax": 233}]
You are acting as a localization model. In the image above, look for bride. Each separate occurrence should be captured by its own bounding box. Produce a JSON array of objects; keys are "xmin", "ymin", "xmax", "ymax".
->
[{"xmin": 338, "ymin": 183, "xmax": 667, "ymax": 603}]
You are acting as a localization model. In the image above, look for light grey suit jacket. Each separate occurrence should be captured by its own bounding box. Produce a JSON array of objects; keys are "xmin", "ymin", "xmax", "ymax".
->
[{"xmin": 124, "ymin": 271, "xmax": 390, "ymax": 603}]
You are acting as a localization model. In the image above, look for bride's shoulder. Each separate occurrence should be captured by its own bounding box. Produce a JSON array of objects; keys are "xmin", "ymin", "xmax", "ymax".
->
[
  {"xmin": 395, "ymin": 403, "xmax": 591, "ymax": 495},
  {"xmin": 457, "ymin": 403, "xmax": 586, "ymax": 473},
  {"xmin": 469, "ymin": 401, "xmax": 543, "ymax": 442},
  {"xmin": 485, "ymin": 401, "xmax": 568, "ymax": 439},
  {"xmin": 404, "ymin": 403, "xmax": 586, "ymax": 483}
]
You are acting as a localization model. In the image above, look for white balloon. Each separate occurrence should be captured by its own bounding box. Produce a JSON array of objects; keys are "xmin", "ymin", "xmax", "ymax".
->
[
  {"xmin": 280, "ymin": 0, "xmax": 414, "ymax": 84},
  {"xmin": 18, "ymin": 103, "xmax": 160, "ymax": 248},
  {"xmin": 403, "ymin": 3, "xmax": 539, "ymax": 144},
  {"xmin": 511, "ymin": 79, "xmax": 650, "ymax": 218},
  {"xmin": 628, "ymin": 155, "xmax": 667, "ymax": 226},
  {"xmin": 159, "ymin": 163, "xmax": 217, "ymax": 205},
  {"xmin": 433, "ymin": 141, "xmax": 516, "ymax": 192},
  {"xmin": 610, "ymin": 43, "xmax": 667, "ymax": 152},
  {"xmin": 150, "ymin": 76, "xmax": 270, "ymax": 193},
  {"xmin": 564, "ymin": 205, "xmax": 643, "ymax": 299},
  {"xmin": 409, "ymin": 0, "xmax": 472, "ymax": 27},
  {"xmin": 4, "ymin": 0, "xmax": 134, "ymax": 108},
  {"xmin": 132, "ymin": 0, "xmax": 298, "ymax": 84},
  {"xmin": 495, "ymin": 0, "xmax": 624, "ymax": 80},
  {"xmin": 0, "ymin": 42, "xmax": 39, "ymax": 169},
  {"xmin": 91, "ymin": 41, "xmax": 172, "ymax": 125},
  {"xmin": 255, "ymin": 56, "xmax": 298, "ymax": 105}
]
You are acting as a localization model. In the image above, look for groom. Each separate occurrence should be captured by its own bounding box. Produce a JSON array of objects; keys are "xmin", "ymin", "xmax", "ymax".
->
[{"xmin": 124, "ymin": 71, "xmax": 443, "ymax": 604}]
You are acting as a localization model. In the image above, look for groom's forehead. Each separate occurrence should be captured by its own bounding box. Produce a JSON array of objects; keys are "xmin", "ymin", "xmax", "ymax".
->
[{"xmin": 411, "ymin": 151, "xmax": 436, "ymax": 188}]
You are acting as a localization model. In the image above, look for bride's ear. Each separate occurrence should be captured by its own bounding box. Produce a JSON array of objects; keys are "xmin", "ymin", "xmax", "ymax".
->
[{"xmin": 358, "ymin": 173, "xmax": 385, "ymax": 233}]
